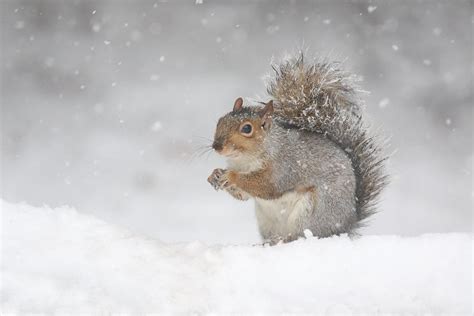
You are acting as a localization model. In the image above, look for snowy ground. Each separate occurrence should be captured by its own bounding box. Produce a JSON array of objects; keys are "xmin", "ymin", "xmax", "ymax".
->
[{"xmin": 1, "ymin": 200, "xmax": 472, "ymax": 314}]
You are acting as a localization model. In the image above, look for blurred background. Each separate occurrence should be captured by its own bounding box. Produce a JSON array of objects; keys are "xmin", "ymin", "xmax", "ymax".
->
[{"xmin": 1, "ymin": 0, "xmax": 472, "ymax": 244}]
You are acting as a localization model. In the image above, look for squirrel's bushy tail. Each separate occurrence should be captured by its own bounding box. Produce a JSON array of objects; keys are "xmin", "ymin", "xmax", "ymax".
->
[{"xmin": 266, "ymin": 53, "xmax": 388, "ymax": 230}]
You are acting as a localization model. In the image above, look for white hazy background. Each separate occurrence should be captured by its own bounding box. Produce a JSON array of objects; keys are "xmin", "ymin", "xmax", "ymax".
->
[{"xmin": 1, "ymin": 0, "xmax": 472, "ymax": 244}]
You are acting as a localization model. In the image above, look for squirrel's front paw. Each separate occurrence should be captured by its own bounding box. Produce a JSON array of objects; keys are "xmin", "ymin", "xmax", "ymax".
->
[{"xmin": 207, "ymin": 168, "xmax": 231, "ymax": 191}]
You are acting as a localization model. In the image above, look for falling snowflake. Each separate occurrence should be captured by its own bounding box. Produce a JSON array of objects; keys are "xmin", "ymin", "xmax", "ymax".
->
[
  {"xmin": 433, "ymin": 27, "xmax": 442, "ymax": 36},
  {"xmin": 92, "ymin": 23, "xmax": 101, "ymax": 32},
  {"xmin": 15, "ymin": 21, "xmax": 25, "ymax": 29},
  {"xmin": 379, "ymin": 98, "xmax": 390, "ymax": 108},
  {"xmin": 367, "ymin": 6, "xmax": 377, "ymax": 13},
  {"xmin": 151, "ymin": 121, "xmax": 163, "ymax": 131}
]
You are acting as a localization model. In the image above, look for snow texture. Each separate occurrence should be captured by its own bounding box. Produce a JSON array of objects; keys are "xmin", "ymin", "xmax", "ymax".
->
[{"xmin": 1, "ymin": 200, "xmax": 472, "ymax": 314}]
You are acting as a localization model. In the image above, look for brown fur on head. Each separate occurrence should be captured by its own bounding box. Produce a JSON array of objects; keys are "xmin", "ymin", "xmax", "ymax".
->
[{"xmin": 212, "ymin": 98, "xmax": 273, "ymax": 158}]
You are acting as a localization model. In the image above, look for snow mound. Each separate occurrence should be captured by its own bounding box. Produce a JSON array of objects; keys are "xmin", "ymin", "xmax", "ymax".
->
[{"xmin": 1, "ymin": 200, "xmax": 472, "ymax": 314}]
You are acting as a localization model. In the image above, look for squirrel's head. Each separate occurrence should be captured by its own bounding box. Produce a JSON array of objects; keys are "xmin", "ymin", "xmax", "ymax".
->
[{"xmin": 212, "ymin": 97, "xmax": 274, "ymax": 158}]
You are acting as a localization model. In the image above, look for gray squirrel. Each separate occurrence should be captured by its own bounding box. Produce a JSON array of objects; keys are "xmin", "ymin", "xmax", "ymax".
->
[{"xmin": 208, "ymin": 53, "xmax": 387, "ymax": 244}]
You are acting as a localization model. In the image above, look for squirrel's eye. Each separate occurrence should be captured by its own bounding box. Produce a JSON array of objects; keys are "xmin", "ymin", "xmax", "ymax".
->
[{"xmin": 240, "ymin": 124, "xmax": 252, "ymax": 135}]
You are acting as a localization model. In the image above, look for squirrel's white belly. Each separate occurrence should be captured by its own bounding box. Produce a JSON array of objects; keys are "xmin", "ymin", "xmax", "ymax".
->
[{"xmin": 254, "ymin": 191, "xmax": 314, "ymax": 240}]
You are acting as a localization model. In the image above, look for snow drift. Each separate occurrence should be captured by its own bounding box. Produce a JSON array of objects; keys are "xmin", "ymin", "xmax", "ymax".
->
[{"xmin": 1, "ymin": 200, "xmax": 472, "ymax": 314}]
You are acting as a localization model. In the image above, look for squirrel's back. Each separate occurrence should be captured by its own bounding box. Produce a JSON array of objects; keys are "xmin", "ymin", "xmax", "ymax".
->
[
  {"xmin": 266, "ymin": 53, "xmax": 387, "ymax": 232},
  {"xmin": 259, "ymin": 122, "xmax": 357, "ymax": 237}
]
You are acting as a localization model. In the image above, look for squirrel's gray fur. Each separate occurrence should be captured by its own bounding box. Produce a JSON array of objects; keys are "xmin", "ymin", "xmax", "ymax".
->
[
  {"xmin": 265, "ymin": 53, "xmax": 387, "ymax": 235},
  {"xmin": 255, "ymin": 124, "xmax": 358, "ymax": 239}
]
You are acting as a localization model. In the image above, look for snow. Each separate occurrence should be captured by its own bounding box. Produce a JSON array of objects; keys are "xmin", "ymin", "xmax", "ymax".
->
[
  {"xmin": 1, "ymin": 200, "xmax": 472, "ymax": 314},
  {"xmin": 92, "ymin": 23, "xmax": 101, "ymax": 32},
  {"xmin": 378, "ymin": 97, "xmax": 390, "ymax": 108},
  {"xmin": 433, "ymin": 27, "xmax": 442, "ymax": 36},
  {"xmin": 149, "ymin": 74, "xmax": 160, "ymax": 81},
  {"xmin": 150, "ymin": 121, "xmax": 163, "ymax": 131},
  {"xmin": 367, "ymin": 6, "xmax": 377, "ymax": 13},
  {"xmin": 14, "ymin": 21, "xmax": 25, "ymax": 29}
]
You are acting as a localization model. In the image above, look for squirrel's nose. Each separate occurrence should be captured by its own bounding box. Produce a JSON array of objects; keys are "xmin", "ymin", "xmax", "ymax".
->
[{"xmin": 212, "ymin": 141, "xmax": 223, "ymax": 152}]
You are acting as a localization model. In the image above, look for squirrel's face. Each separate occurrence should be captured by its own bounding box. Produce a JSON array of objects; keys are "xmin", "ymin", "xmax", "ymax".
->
[{"xmin": 212, "ymin": 98, "xmax": 273, "ymax": 158}]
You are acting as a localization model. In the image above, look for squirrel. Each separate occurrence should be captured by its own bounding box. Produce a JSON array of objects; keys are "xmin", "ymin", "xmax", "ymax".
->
[{"xmin": 207, "ymin": 53, "xmax": 387, "ymax": 244}]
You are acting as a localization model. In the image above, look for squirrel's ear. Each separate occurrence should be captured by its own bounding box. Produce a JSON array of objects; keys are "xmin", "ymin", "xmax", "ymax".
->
[
  {"xmin": 260, "ymin": 100, "xmax": 274, "ymax": 130},
  {"xmin": 233, "ymin": 97, "xmax": 243, "ymax": 112}
]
